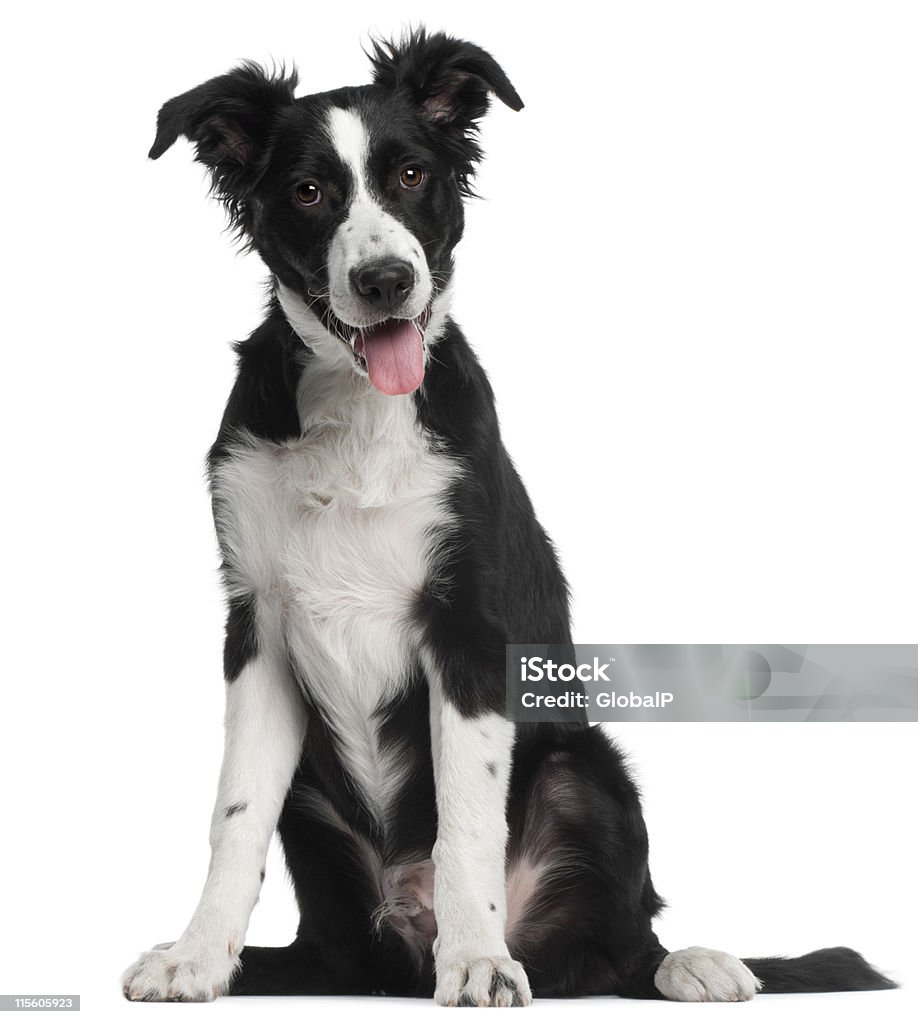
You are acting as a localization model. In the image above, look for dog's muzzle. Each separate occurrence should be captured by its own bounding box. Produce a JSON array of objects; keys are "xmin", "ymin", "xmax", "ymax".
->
[{"xmin": 326, "ymin": 258, "xmax": 429, "ymax": 397}]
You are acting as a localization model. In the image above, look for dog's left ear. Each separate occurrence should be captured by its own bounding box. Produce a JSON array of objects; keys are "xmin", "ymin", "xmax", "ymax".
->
[{"xmin": 369, "ymin": 29, "xmax": 523, "ymax": 129}]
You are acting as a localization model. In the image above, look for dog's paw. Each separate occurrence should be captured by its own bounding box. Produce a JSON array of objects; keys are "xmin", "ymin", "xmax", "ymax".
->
[
  {"xmin": 122, "ymin": 941, "xmax": 239, "ymax": 1002},
  {"xmin": 435, "ymin": 956, "xmax": 532, "ymax": 1007},
  {"xmin": 654, "ymin": 947, "xmax": 762, "ymax": 1002}
]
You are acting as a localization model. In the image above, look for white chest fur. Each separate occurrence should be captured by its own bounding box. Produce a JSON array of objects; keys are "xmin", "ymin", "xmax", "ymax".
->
[{"xmin": 211, "ymin": 371, "xmax": 458, "ymax": 822}]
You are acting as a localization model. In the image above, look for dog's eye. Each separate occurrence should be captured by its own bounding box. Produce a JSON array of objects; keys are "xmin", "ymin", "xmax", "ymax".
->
[
  {"xmin": 399, "ymin": 166, "xmax": 425, "ymax": 189},
  {"xmin": 294, "ymin": 182, "xmax": 322, "ymax": 207}
]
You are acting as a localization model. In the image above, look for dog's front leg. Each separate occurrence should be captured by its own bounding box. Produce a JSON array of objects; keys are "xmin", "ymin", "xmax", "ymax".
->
[
  {"xmin": 425, "ymin": 651, "xmax": 530, "ymax": 1007},
  {"xmin": 123, "ymin": 614, "xmax": 306, "ymax": 1002}
]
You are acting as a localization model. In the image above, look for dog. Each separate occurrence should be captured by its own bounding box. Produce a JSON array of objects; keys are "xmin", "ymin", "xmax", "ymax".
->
[{"xmin": 123, "ymin": 30, "xmax": 895, "ymax": 1005}]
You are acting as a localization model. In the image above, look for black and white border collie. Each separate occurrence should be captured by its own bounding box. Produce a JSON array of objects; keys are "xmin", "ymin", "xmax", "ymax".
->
[{"xmin": 123, "ymin": 30, "xmax": 895, "ymax": 1005}]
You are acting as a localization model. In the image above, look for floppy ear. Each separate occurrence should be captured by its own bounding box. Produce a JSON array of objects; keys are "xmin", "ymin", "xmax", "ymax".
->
[
  {"xmin": 149, "ymin": 62, "xmax": 297, "ymax": 221},
  {"xmin": 369, "ymin": 29, "xmax": 522, "ymax": 130}
]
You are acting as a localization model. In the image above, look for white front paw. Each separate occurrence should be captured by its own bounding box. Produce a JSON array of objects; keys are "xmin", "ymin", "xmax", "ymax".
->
[
  {"xmin": 435, "ymin": 955, "xmax": 532, "ymax": 1007},
  {"xmin": 122, "ymin": 940, "xmax": 240, "ymax": 1002}
]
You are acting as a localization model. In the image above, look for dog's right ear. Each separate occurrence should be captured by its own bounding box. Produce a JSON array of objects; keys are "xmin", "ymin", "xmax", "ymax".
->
[{"xmin": 149, "ymin": 62, "xmax": 297, "ymax": 211}]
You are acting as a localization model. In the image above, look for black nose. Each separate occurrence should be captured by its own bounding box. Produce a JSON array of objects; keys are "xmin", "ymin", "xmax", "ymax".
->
[{"xmin": 350, "ymin": 260, "xmax": 414, "ymax": 311}]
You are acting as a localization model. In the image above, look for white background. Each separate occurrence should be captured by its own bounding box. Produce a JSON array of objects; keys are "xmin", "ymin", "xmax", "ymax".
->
[{"xmin": 1, "ymin": 1, "xmax": 916, "ymax": 1021}]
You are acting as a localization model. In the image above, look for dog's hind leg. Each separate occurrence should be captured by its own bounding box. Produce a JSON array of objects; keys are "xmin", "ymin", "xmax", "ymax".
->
[
  {"xmin": 504, "ymin": 729, "xmax": 751, "ymax": 1001},
  {"xmin": 503, "ymin": 731, "xmax": 765, "ymax": 1001},
  {"xmin": 505, "ymin": 732, "xmax": 670, "ymax": 999},
  {"xmin": 122, "ymin": 604, "xmax": 307, "ymax": 1002}
]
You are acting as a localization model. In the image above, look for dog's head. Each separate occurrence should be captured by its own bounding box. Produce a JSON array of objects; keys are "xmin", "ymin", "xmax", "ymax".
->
[{"xmin": 150, "ymin": 30, "xmax": 522, "ymax": 395}]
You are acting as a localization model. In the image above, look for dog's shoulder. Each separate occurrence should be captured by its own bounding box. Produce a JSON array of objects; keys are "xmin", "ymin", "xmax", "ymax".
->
[{"xmin": 208, "ymin": 307, "xmax": 304, "ymax": 468}]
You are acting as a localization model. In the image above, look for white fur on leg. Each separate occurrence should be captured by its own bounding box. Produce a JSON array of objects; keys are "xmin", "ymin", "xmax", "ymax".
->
[
  {"xmin": 655, "ymin": 947, "xmax": 762, "ymax": 1002},
  {"xmin": 122, "ymin": 632, "xmax": 307, "ymax": 1002},
  {"xmin": 425, "ymin": 664, "xmax": 532, "ymax": 1007}
]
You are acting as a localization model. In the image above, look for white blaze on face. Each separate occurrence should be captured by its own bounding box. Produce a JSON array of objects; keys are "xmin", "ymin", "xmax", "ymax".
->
[{"xmin": 325, "ymin": 106, "xmax": 433, "ymax": 328}]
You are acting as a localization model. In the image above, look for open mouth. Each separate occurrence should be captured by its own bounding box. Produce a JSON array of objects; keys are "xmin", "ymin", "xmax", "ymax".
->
[{"xmin": 319, "ymin": 303, "xmax": 431, "ymax": 396}]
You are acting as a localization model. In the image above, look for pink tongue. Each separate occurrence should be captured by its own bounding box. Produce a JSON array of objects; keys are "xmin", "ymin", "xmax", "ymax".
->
[{"xmin": 359, "ymin": 320, "xmax": 425, "ymax": 395}]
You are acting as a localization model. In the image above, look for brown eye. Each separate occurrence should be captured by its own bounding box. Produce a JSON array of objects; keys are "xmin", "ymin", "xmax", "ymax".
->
[
  {"xmin": 399, "ymin": 166, "xmax": 425, "ymax": 189},
  {"xmin": 294, "ymin": 182, "xmax": 322, "ymax": 207}
]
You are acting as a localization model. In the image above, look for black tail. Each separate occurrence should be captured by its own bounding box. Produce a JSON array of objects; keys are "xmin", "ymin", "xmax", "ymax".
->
[{"xmin": 742, "ymin": 947, "xmax": 897, "ymax": 994}]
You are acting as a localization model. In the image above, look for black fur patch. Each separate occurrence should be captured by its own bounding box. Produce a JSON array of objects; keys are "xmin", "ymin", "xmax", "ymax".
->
[{"xmin": 222, "ymin": 593, "xmax": 258, "ymax": 683}]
